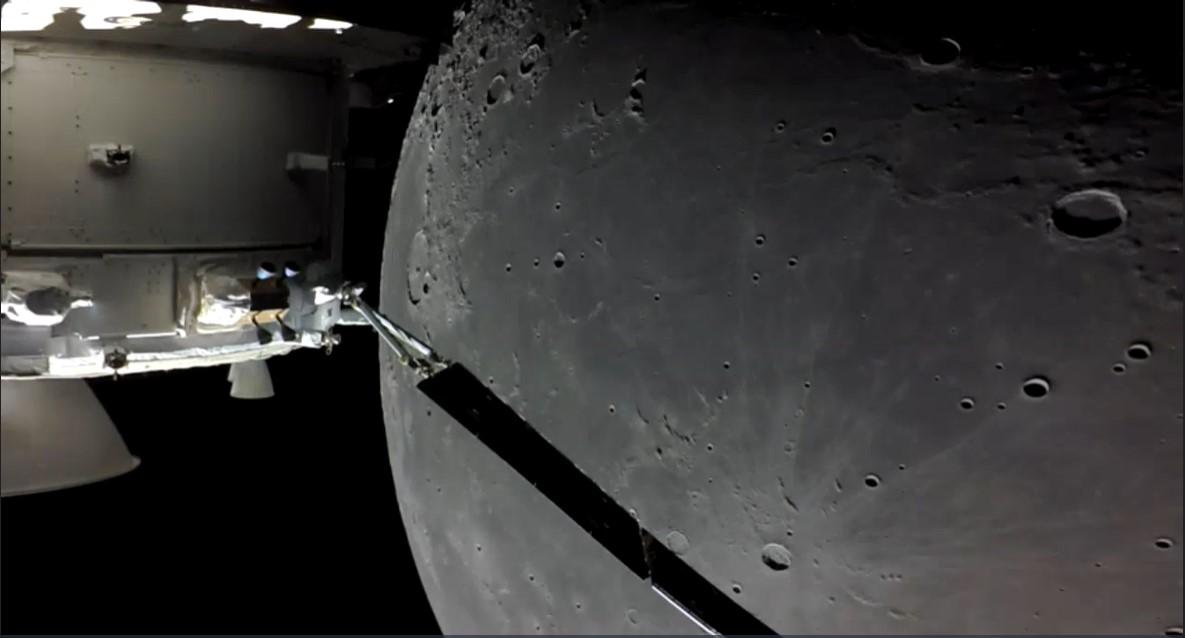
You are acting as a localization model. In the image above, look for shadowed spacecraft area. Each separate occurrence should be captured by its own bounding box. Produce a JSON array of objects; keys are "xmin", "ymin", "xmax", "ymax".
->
[{"xmin": 376, "ymin": 0, "xmax": 1183, "ymax": 634}]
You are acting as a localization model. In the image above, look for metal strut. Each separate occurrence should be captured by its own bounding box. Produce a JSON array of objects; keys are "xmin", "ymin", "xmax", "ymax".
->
[
  {"xmin": 342, "ymin": 284, "xmax": 776, "ymax": 636},
  {"xmin": 341, "ymin": 285, "xmax": 449, "ymax": 378}
]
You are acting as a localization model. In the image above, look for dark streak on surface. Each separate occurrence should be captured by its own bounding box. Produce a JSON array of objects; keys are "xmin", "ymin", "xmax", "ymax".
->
[{"xmin": 418, "ymin": 363, "xmax": 775, "ymax": 634}]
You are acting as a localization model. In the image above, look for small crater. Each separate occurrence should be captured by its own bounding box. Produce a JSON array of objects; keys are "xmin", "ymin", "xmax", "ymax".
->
[
  {"xmin": 731, "ymin": 583, "xmax": 743, "ymax": 595},
  {"xmin": 519, "ymin": 34, "xmax": 545, "ymax": 75},
  {"xmin": 996, "ymin": 402, "xmax": 1007, "ymax": 411},
  {"xmin": 1050, "ymin": 189, "xmax": 1127, "ymax": 239},
  {"xmin": 533, "ymin": 258, "xmax": 540, "ymax": 268},
  {"xmin": 608, "ymin": 404, "xmax": 616, "ymax": 414},
  {"xmin": 752, "ymin": 272, "xmax": 761, "ymax": 283},
  {"xmin": 1126, "ymin": 341, "xmax": 1152, "ymax": 361},
  {"xmin": 653, "ymin": 293, "xmax": 662, "ymax": 302},
  {"xmin": 553, "ymin": 251, "xmax": 566, "ymax": 269},
  {"xmin": 1022, "ymin": 376, "xmax": 1051, "ymax": 399},
  {"xmin": 820, "ymin": 128, "xmax": 837, "ymax": 144},
  {"xmin": 505, "ymin": 263, "xmax": 512, "ymax": 272},
  {"xmin": 755, "ymin": 234, "xmax": 766, "ymax": 246},
  {"xmin": 486, "ymin": 73, "xmax": 507, "ymax": 105},
  {"xmin": 760, "ymin": 543, "xmax": 793, "ymax": 571},
  {"xmin": 995, "ymin": 362, "xmax": 1005, "ymax": 370},
  {"xmin": 626, "ymin": 68, "xmax": 646, "ymax": 117},
  {"xmin": 787, "ymin": 256, "xmax": 799, "ymax": 268},
  {"xmin": 1112, "ymin": 362, "xmax": 1127, "ymax": 374},
  {"xmin": 722, "ymin": 361, "xmax": 731, "ymax": 370},
  {"xmin": 665, "ymin": 530, "xmax": 690, "ymax": 555},
  {"xmin": 626, "ymin": 609, "xmax": 639, "ymax": 625},
  {"xmin": 864, "ymin": 473, "xmax": 882, "ymax": 488},
  {"xmin": 959, "ymin": 397, "xmax": 976, "ymax": 411},
  {"xmin": 774, "ymin": 120, "xmax": 786, "ymax": 133},
  {"xmin": 920, "ymin": 37, "xmax": 961, "ymax": 66},
  {"xmin": 1154, "ymin": 537, "xmax": 1175, "ymax": 550}
]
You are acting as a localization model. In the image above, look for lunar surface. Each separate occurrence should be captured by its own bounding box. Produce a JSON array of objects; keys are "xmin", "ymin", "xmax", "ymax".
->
[{"xmin": 378, "ymin": 1, "xmax": 1183, "ymax": 633}]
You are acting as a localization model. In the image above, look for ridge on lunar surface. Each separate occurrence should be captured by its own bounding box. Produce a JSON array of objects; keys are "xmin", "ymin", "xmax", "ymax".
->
[{"xmin": 379, "ymin": 0, "xmax": 1183, "ymax": 633}]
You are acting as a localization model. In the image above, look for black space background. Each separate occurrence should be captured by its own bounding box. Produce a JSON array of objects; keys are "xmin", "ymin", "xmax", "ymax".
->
[
  {"xmin": 1, "ymin": 1, "xmax": 1182, "ymax": 633},
  {"xmin": 0, "ymin": 94, "xmax": 441, "ymax": 633}
]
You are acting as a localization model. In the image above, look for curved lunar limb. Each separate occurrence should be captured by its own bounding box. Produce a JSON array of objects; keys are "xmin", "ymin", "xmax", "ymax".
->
[{"xmin": 379, "ymin": 2, "xmax": 1183, "ymax": 633}]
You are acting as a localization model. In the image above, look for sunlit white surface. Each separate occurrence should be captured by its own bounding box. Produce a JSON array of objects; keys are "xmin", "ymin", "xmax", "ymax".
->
[
  {"xmin": 309, "ymin": 17, "xmax": 352, "ymax": 32},
  {"xmin": 181, "ymin": 5, "xmax": 300, "ymax": 29},
  {"xmin": 0, "ymin": 0, "xmax": 161, "ymax": 32}
]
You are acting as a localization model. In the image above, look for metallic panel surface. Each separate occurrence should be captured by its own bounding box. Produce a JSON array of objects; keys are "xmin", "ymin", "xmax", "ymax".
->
[{"xmin": 0, "ymin": 41, "xmax": 330, "ymax": 250}]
